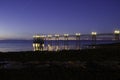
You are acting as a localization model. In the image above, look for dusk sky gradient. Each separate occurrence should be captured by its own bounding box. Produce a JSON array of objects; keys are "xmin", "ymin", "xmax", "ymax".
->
[{"xmin": 0, "ymin": 0, "xmax": 120, "ymax": 39}]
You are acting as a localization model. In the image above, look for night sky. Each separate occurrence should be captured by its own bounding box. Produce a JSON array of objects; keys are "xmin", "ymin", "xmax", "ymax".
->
[{"xmin": 0, "ymin": 0, "xmax": 120, "ymax": 39}]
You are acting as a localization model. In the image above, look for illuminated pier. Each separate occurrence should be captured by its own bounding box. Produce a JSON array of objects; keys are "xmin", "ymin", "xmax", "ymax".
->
[
  {"xmin": 33, "ymin": 35, "xmax": 44, "ymax": 51},
  {"xmin": 33, "ymin": 30, "xmax": 120, "ymax": 51}
]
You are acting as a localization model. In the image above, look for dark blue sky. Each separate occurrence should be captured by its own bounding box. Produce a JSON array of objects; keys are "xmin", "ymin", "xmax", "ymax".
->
[{"xmin": 0, "ymin": 0, "xmax": 120, "ymax": 39}]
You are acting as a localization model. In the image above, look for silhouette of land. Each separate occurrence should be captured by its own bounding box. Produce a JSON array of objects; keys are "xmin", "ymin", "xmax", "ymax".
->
[{"xmin": 0, "ymin": 42, "xmax": 120, "ymax": 80}]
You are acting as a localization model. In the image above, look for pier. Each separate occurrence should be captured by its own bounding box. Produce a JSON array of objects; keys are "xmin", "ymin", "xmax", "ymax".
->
[{"xmin": 33, "ymin": 30, "xmax": 120, "ymax": 51}]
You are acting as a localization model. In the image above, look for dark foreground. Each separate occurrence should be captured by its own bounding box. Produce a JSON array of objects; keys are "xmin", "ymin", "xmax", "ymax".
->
[{"xmin": 0, "ymin": 45, "xmax": 120, "ymax": 80}]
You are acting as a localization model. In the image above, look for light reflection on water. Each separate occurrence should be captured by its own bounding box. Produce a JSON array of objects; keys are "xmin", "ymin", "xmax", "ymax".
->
[
  {"xmin": 33, "ymin": 40, "xmax": 118, "ymax": 51},
  {"xmin": 0, "ymin": 40, "xmax": 117, "ymax": 52}
]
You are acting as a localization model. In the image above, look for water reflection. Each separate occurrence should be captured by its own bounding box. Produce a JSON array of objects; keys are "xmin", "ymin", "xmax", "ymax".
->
[
  {"xmin": 47, "ymin": 44, "xmax": 53, "ymax": 51},
  {"xmin": 32, "ymin": 43, "xmax": 76, "ymax": 51},
  {"xmin": 33, "ymin": 43, "xmax": 44, "ymax": 51},
  {"xmin": 32, "ymin": 40, "xmax": 118, "ymax": 51}
]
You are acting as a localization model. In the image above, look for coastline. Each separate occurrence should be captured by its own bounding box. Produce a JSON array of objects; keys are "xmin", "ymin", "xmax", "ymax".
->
[{"xmin": 0, "ymin": 44, "xmax": 120, "ymax": 80}]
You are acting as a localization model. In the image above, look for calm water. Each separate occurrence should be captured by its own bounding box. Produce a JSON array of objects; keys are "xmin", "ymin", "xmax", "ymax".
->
[{"xmin": 0, "ymin": 40, "xmax": 118, "ymax": 52}]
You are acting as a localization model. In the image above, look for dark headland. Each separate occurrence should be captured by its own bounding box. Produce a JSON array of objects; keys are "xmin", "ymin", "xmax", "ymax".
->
[{"xmin": 0, "ymin": 42, "xmax": 120, "ymax": 80}]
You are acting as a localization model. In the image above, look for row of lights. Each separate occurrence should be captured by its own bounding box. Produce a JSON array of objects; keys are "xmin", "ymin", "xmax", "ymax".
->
[
  {"xmin": 33, "ymin": 33, "xmax": 79, "ymax": 38},
  {"xmin": 33, "ymin": 30, "xmax": 120, "ymax": 38},
  {"xmin": 114, "ymin": 30, "xmax": 120, "ymax": 34},
  {"xmin": 33, "ymin": 32, "xmax": 91, "ymax": 38}
]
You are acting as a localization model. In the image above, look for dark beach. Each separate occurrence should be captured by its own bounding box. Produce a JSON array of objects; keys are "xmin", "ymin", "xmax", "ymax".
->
[{"xmin": 0, "ymin": 43, "xmax": 120, "ymax": 80}]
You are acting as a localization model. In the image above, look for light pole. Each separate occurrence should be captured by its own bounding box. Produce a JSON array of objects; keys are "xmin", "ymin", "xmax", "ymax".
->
[
  {"xmin": 47, "ymin": 35, "xmax": 52, "ymax": 51},
  {"xmin": 114, "ymin": 30, "xmax": 120, "ymax": 41},
  {"xmin": 64, "ymin": 34, "xmax": 69, "ymax": 50},
  {"xmin": 48, "ymin": 35, "xmax": 52, "ymax": 46},
  {"xmin": 75, "ymin": 33, "xmax": 80, "ymax": 50},
  {"xmin": 91, "ymin": 32, "xmax": 97, "ymax": 48},
  {"xmin": 55, "ymin": 34, "xmax": 60, "ymax": 51},
  {"xmin": 40, "ymin": 35, "xmax": 46, "ymax": 50}
]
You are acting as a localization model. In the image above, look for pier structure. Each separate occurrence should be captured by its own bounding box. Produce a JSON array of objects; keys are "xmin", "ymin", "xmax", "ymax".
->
[
  {"xmin": 47, "ymin": 35, "xmax": 52, "ymax": 51},
  {"xmin": 33, "ymin": 30, "xmax": 120, "ymax": 51},
  {"xmin": 75, "ymin": 33, "xmax": 81, "ymax": 49},
  {"xmin": 54, "ymin": 34, "xmax": 60, "ymax": 51},
  {"xmin": 91, "ymin": 32, "xmax": 97, "ymax": 48},
  {"xmin": 91, "ymin": 32, "xmax": 97, "ymax": 41},
  {"xmin": 33, "ymin": 35, "xmax": 44, "ymax": 51},
  {"xmin": 114, "ymin": 30, "xmax": 120, "ymax": 40},
  {"xmin": 64, "ymin": 34, "xmax": 69, "ymax": 50}
]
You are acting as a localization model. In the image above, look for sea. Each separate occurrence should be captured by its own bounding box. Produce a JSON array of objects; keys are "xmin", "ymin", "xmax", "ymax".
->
[
  {"xmin": 0, "ymin": 40, "xmax": 119, "ymax": 69},
  {"xmin": 0, "ymin": 40, "xmax": 118, "ymax": 52}
]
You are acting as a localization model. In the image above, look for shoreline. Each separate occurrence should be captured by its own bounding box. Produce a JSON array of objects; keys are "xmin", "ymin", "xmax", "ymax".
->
[
  {"xmin": 0, "ymin": 44, "xmax": 120, "ymax": 80},
  {"xmin": 0, "ymin": 46, "xmax": 120, "ymax": 61}
]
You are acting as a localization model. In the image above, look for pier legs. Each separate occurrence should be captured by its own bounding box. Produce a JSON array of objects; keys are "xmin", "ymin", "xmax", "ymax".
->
[
  {"xmin": 91, "ymin": 32, "xmax": 97, "ymax": 48},
  {"xmin": 76, "ymin": 33, "xmax": 80, "ymax": 50},
  {"xmin": 64, "ymin": 36, "xmax": 69, "ymax": 50}
]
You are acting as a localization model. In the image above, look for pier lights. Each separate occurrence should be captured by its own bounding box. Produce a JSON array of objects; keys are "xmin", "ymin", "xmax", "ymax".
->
[
  {"xmin": 114, "ymin": 30, "xmax": 120, "ymax": 34},
  {"xmin": 114, "ymin": 30, "xmax": 120, "ymax": 40},
  {"xmin": 64, "ymin": 34, "xmax": 69, "ymax": 39},
  {"xmin": 64, "ymin": 34, "xmax": 69, "ymax": 37},
  {"xmin": 75, "ymin": 33, "xmax": 80, "ymax": 40},
  {"xmin": 48, "ymin": 34, "xmax": 52, "ymax": 42},
  {"xmin": 40, "ymin": 35, "xmax": 46, "ymax": 40},
  {"xmin": 33, "ymin": 35, "xmax": 40, "ymax": 38},
  {"xmin": 91, "ymin": 32, "xmax": 97, "ymax": 48},
  {"xmin": 76, "ymin": 33, "xmax": 81, "ymax": 36},
  {"xmin": 48, "ymin": 35, "xmax": 52, "ymax": 38},
  {"xmin": 55, "ymin": 34, "xmax": 60, "ymax": 51},
  {"xmin": 48, "ymin": 35, "xmax": 52, "ymax": 43},
  {"xmin": 75, "ymin": 33, "xmax": 81, "ymax": 50},
  {"xmin": 55, "ymin": 34, "xmax": 59, "ymax": 36},
  {"xmin": 33, "ymin": 35, "xmax": 44, "ymax": 51},
  {"xmin": 91, "ymin": 32, "xmax": 97, "ymax": 41},
  {"xmin": 47, "ymin": 35, "xmax": 53, "ymax": 50},
  {"xmin": 33, "ymin": 35, "xmax": 41, "ymax": 43},
  {"xmin": 91, "ymin": 32, "xmax": 97, "ymax": 36},
  {"xmin": 64, "ymin": 34, "xmax": 69, "ymax": 50},
  {"xmin": 33, "ymin": 35, "xmax": 40, "ymax": 39},
  {"xmin": 55, "ymin": 34, "xmax": 60, "ymax": 39}
]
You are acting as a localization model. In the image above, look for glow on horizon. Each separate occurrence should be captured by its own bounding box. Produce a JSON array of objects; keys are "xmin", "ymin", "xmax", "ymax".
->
[{"xmin": 0, "ymin": 0, "xmax": 120, "ymax": 39}]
